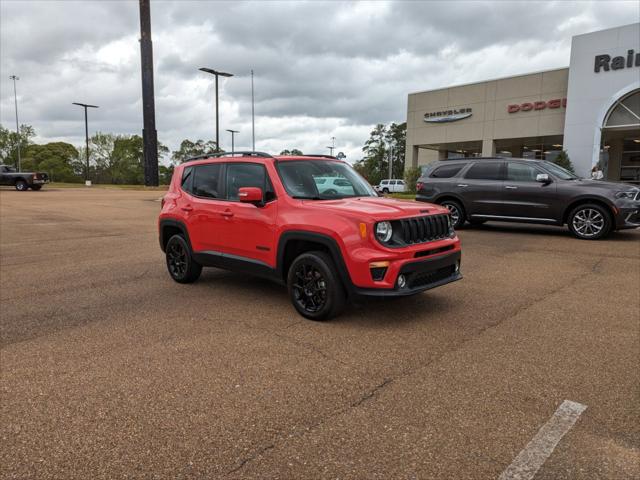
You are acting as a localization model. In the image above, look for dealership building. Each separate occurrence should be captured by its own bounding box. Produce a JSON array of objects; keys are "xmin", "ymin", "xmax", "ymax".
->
[{"xmin": 405, "ymin": 23, "xmax": 640, "ymax": 183}]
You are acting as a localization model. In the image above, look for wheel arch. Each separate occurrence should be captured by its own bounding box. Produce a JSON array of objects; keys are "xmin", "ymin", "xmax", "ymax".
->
[
  {"xmin": 562, "ymin": 197, "xmax": 615, "ymax": 225},
  {"xmin": 159, "ymin": 218, "xmax": 192, "ymax": 252},
  {"xmin": 434, "ymin": 194, "xmax": 468, "ymax": 216},
  {"xmin": 276, "ymin": 231, "xmax": 354, "ymax": 293}
]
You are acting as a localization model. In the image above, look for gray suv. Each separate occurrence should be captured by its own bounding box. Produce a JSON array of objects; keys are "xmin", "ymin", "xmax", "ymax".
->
[{"xmin": 416, "ymin": 158, "xmax": 640, "ymax": 240}]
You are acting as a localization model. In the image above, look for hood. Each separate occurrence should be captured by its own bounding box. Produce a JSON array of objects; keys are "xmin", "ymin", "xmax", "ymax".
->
[{"xmin": 300, "ymin": 196, "xmax": 448, "ymax": 220}]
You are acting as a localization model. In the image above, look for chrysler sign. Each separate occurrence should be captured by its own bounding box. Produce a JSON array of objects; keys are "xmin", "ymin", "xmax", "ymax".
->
[{"xmin": 424, "ymin": 108, "xmax": 472, "ymax": 123}]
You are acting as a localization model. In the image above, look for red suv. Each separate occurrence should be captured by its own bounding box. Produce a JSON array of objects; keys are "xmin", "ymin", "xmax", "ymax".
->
[{"xmin": 159, "ymin": 152, "xmax": 462, "ymax": 320}]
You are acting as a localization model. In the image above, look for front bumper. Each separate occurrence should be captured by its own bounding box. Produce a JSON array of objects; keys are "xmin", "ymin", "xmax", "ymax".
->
[
  {"xmin": 353, "ymin": 250, "xmax": 462, "ymax": 297},
  {"xmin": 32, "ymin": 179, "xmax": 50, "ymax": 184},
  {"xmin": 615, "ymin": 206, "xmax": 640, "ymax": 230}
]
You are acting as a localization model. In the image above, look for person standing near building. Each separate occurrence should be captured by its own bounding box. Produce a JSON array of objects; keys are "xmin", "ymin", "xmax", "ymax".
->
[{"xmin": 591, "ymin": 165, "xmax": 604, "ymax": 180}]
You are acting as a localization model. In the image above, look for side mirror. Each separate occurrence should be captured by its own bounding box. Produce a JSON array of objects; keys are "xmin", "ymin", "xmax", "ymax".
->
[
  {"xmin": 536, "ymin": 173, "xmax": 551, "ymax": 184},
  {"xmin": 238, "ymin": 187, "xmax": 263, "ymax": 204}
]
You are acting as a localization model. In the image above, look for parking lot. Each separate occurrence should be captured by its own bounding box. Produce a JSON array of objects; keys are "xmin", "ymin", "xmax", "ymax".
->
[{"xmin": 1, "ymin": 187, "xmax": 638, "ymax": 479}]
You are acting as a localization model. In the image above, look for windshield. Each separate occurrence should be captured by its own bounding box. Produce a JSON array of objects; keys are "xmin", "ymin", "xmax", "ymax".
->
[
  {"xmin": 277, "ymin": 160, "xmax": 377, "ymax": 199},
  {"xmin": 541, "ymin": 161, "xmax": 579, "ymax": 180}
]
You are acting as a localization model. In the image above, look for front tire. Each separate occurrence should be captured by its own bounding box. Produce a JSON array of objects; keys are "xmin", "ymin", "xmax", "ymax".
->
[
  {"xmin": 31, "ymin": 185, "xmax": 42, "ymax": 191},
  {"xmin": 287, "ymin": 251, "xmax": 346, "ymax": 321},
  {"xmin": 382, "ymin": 188, "xmax": 389, "ymax": 194},
  {"xmin": 439, "ymin": 199, "xmax": 465, "ymax": 229},
  {"xmin": 15, "ymin": 180, "xmax": 28, "ymax": 191},
  {"xmin": 165, "ymin": 234, "xmax": 202, "ymax": 283},
  {"xmin": 567, "ymin": 203, "xmax": 612, "ymax": 240}
]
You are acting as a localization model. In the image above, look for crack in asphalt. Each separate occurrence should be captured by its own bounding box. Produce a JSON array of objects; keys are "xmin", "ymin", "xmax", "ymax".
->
[{"xmin": 224, "ymin": 257, "xmax": 609, "ymax": 476}]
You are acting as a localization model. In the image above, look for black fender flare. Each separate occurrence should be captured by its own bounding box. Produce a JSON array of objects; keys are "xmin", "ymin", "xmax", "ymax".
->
[
  {"xmin": 158, "ymin": 218, "xmax": 192, "ymax": 252},
  {"xmin": 276, "ymin": 230, "xmax": 355, "ymax": 294}
]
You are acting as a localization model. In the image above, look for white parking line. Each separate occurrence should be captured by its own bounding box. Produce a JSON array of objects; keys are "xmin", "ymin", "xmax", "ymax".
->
[{"xmin": 499, "ymin": 400, "xmax": 587, "ymax": 480}]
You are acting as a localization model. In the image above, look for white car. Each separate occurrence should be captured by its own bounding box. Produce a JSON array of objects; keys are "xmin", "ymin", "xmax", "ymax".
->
[
  {"xmin": 314, "ymin": 176, "xmax": 356, "ymax": 196},
  {"xmin": 377, "ymin": 179, "xmax": 406, "ymax": 194}
]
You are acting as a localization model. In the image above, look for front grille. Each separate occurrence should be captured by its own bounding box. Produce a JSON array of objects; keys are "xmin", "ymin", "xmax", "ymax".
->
[
  {"xmin": 398, "ymin": 214, "xmax": 450, "ymax": 245},
  {"xmin": 408, "ymin": 265, "xmax": 456, "ymax": 289}
]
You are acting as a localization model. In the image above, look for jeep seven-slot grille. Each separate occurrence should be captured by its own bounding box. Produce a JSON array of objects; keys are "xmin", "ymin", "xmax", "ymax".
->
[{"xmin": 398, "ymin": 214, "xmax": 450, "ymax": 244}]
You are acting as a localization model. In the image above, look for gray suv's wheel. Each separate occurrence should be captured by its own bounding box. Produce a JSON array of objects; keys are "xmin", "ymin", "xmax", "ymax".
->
[
  {"xmin": 439, "ymin": 200, "xmax": 465, "ymax": 229},
  {"xmin": 567, "ymin": 204, "xmax": 612, "ymax": 240}
]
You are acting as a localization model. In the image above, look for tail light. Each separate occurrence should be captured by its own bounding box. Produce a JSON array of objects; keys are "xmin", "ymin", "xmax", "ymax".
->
[
  {"xmin": 416, "ymin": 182, "xmax": 424, "ymax": 191},
  {"xmin": 161, "ymin": 197, "xmax": 166, "ymax": 208}
]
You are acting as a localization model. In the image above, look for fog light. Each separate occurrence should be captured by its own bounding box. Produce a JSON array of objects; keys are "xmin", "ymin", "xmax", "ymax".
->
[
  {"xmin": 455, "ymin": 261, "xmax": 460, "ymax": 273},
  {"xmin": 397, "ymin": 274, "xmax": 406, "ymax": 289}
]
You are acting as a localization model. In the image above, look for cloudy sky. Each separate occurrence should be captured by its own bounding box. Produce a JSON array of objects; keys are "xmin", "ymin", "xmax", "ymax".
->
[{"xmin": 1, "ymin": 0, "xmax": 638, "ymax": 163}]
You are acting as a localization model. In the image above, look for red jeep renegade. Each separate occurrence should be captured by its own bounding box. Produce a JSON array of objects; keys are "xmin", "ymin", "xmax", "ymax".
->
[{"xmin": 159, "ymin": 152, "xmax": 462, "ymax": 320}]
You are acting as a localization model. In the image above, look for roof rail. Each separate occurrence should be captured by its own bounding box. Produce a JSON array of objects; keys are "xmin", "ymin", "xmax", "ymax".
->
[
  {"xmin": 185, "ymin": 151, "xmax": 274, "ymax": 162},
  {"xmin": 299, "ymin": 154, "xmax": 337, "ymax": 159}
]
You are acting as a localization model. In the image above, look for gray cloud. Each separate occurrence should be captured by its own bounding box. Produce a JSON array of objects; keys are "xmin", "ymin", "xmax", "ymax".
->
[{"xmin": 1, "ymin": 0, "xmax": 638, "ymax": 161}]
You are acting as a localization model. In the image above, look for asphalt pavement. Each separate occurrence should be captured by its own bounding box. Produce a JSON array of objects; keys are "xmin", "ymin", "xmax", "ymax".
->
[{"xmin": 1, "ymin": 187, "xmax": 638, "ymax": 479}]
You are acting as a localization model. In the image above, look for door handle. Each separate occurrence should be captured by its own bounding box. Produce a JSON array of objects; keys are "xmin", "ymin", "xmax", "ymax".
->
[
  {"xmin": 181, "ymin": 205, "xmax": 193, "ymax": 212},
  {"xmin": 221, "ymin": 210, "xmax": 234, "ymax": 218},
  {"xmin": 457, "ymin": 184, "xmax": 468, "ymax": 188},
  {"xmin": 505, "ymin": 185, "xmax": 518, "ymax": 189}
]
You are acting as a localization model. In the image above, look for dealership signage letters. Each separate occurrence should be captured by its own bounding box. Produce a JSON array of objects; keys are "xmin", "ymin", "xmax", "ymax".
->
[
  {"xmin": 508, "ymin": 98, "xmax": 567, "ymax": 114},
  {"xmin": 594, "ymin": 49, "xmax": 640, "ymax": 73},
  {"xmin": 424, "ymin": 108, "xmax": 472, "ymax": 123}
]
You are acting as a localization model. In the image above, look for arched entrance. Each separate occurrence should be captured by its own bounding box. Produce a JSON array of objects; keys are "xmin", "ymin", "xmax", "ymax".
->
[{"xmin": 600, "ymin": 89, "xmax": 640, "ymax": 183}]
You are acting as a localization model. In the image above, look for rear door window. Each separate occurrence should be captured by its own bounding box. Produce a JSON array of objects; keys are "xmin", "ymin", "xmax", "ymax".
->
[
  {"xmin": 430, "ymin": 164, "xmax": 465, "ymax": 178},
  {"xmin": 464, "ymin": 162, "xmax": 503, "ymax": 180},
  {"xmin": 192, "ymin": 164, "xmax": 223, "ymax": 198}
]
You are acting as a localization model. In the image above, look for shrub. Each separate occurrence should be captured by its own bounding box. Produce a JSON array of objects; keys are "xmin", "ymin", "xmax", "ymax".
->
[
  {"xmin": 553, "ymin": 150, "xmax": 575, "ymax": 173},
  {"xmin": 404, "ymin": 166, "xmax": 422, "ymax": 193}
]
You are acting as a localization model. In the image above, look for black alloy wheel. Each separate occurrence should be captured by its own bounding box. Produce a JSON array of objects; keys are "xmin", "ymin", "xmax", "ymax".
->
[
  {"xmin": 287, "ymin": 251, "xmax": 345, "ymax": 321},
  {"xmin": 165, "ymin": 234, "xmax": 202, "ymax": 283},
  {"xmin": 440, "ymin": 200, "xmax": 465, "ymax": 229},
  {"xmin": 15, "ymin": 180, "xmax": 28, "ymax": 191}
]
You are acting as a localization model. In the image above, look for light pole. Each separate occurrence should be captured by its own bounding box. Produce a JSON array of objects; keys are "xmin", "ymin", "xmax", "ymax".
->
[
  {"xmin": 226, "ymin": 129, "xmax": 239, "ymax": 154},
  {"xmin": 139, "ymin": 0, "xmax": 159, "ymax": 187},
  {"xmin": 9, "ymin": 75, "xmax": 21, "ymax": 171},
  {"xmin": 251, "ymin": 69, "xmax": 255, "ymax": 151},
  {"xmin": 199, "ymin": 67, "xmax": 233, "ymax": 152},
  {"xmin": 72, "ymin": 102, "xmax": 99, "ymax": 183}
]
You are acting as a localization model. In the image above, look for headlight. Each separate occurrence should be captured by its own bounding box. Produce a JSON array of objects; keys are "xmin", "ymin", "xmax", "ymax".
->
[
  {"xmin": 615, "ymin": 190, "xmax": 637, "ymax": 200},
  {"xmin": 375, "ymin": 221, "xmax": 393, "ymax": 243}
]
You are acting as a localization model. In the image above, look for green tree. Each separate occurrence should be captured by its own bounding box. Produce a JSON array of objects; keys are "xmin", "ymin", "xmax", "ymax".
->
[
  {"xmin": 354, "ymin": 124, "xmax": 388, "ymax": 185},
  {"xmin": 0, "ymin": 124, "xmax": 36, "ymax": 168},
  {"xmin": 22, "ymin": 142, "xmax": 82, "ymax": 182},
  {"xmin": 280, "ymin": 149, "xmax": 304, "ymax": 155},
  {"xmin": 89, "ymin": 132, "xmax": 168, "ymax": 184},
  {"xmin": 385, "ymin": 122, "xmax": 406, "ymax": 178},
  {"xmin": 552, "ymin": 150, "xmax": 575, "ymax": 173},
  {"xmin": 171, "ymin": 139, "xmax": 220, "ymax": 163}
]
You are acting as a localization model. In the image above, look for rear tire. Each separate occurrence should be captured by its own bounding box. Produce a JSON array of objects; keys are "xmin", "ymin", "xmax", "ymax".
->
[
  {"xmin": 287, "ymin": 251, "xmax": 346, "ymax": 321},
  {"xmin": 15, "ymin": 180, "xmax": 28, "ymax": 191},
  {"xmin": 439, "ymin": 199, "xmax": 465, "ymax": 229},
  {"xmin": 567, "ymin": 203, "xmax": 612, "ymax": 240},
  {"xmin": 165, "ymin": 234, "xmax": 202, "ymax": 283}
]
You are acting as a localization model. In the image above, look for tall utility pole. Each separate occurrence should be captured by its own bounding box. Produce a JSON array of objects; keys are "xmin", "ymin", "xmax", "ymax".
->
[
  {"xmin": 139, "ymin": 0, "xmax": 159, "ymax": 186},
  {"xmin": 251, "ymin": 70, "xmax": 255, "ymax": 151},
  {"xmin": 388, "ymin": 146, "xmax": 394, "ymax": 179},
  {"xmin": 327, "ymin": 136, "xmax": 336, "ymax": 156},
  {"xmin": 9, "ymin": 75, "xmax": 21, "ymax": 171},
  {"xmin": 199, "ymin": 67, "xmax": 233, "ymax": 151},
  {"xmin": 72, "ymin": 102, "xmax": 99, "ymax": 183},
  {"xmin": 226, "ymin": 129, "xmax": 239, "ymax": 154}
]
